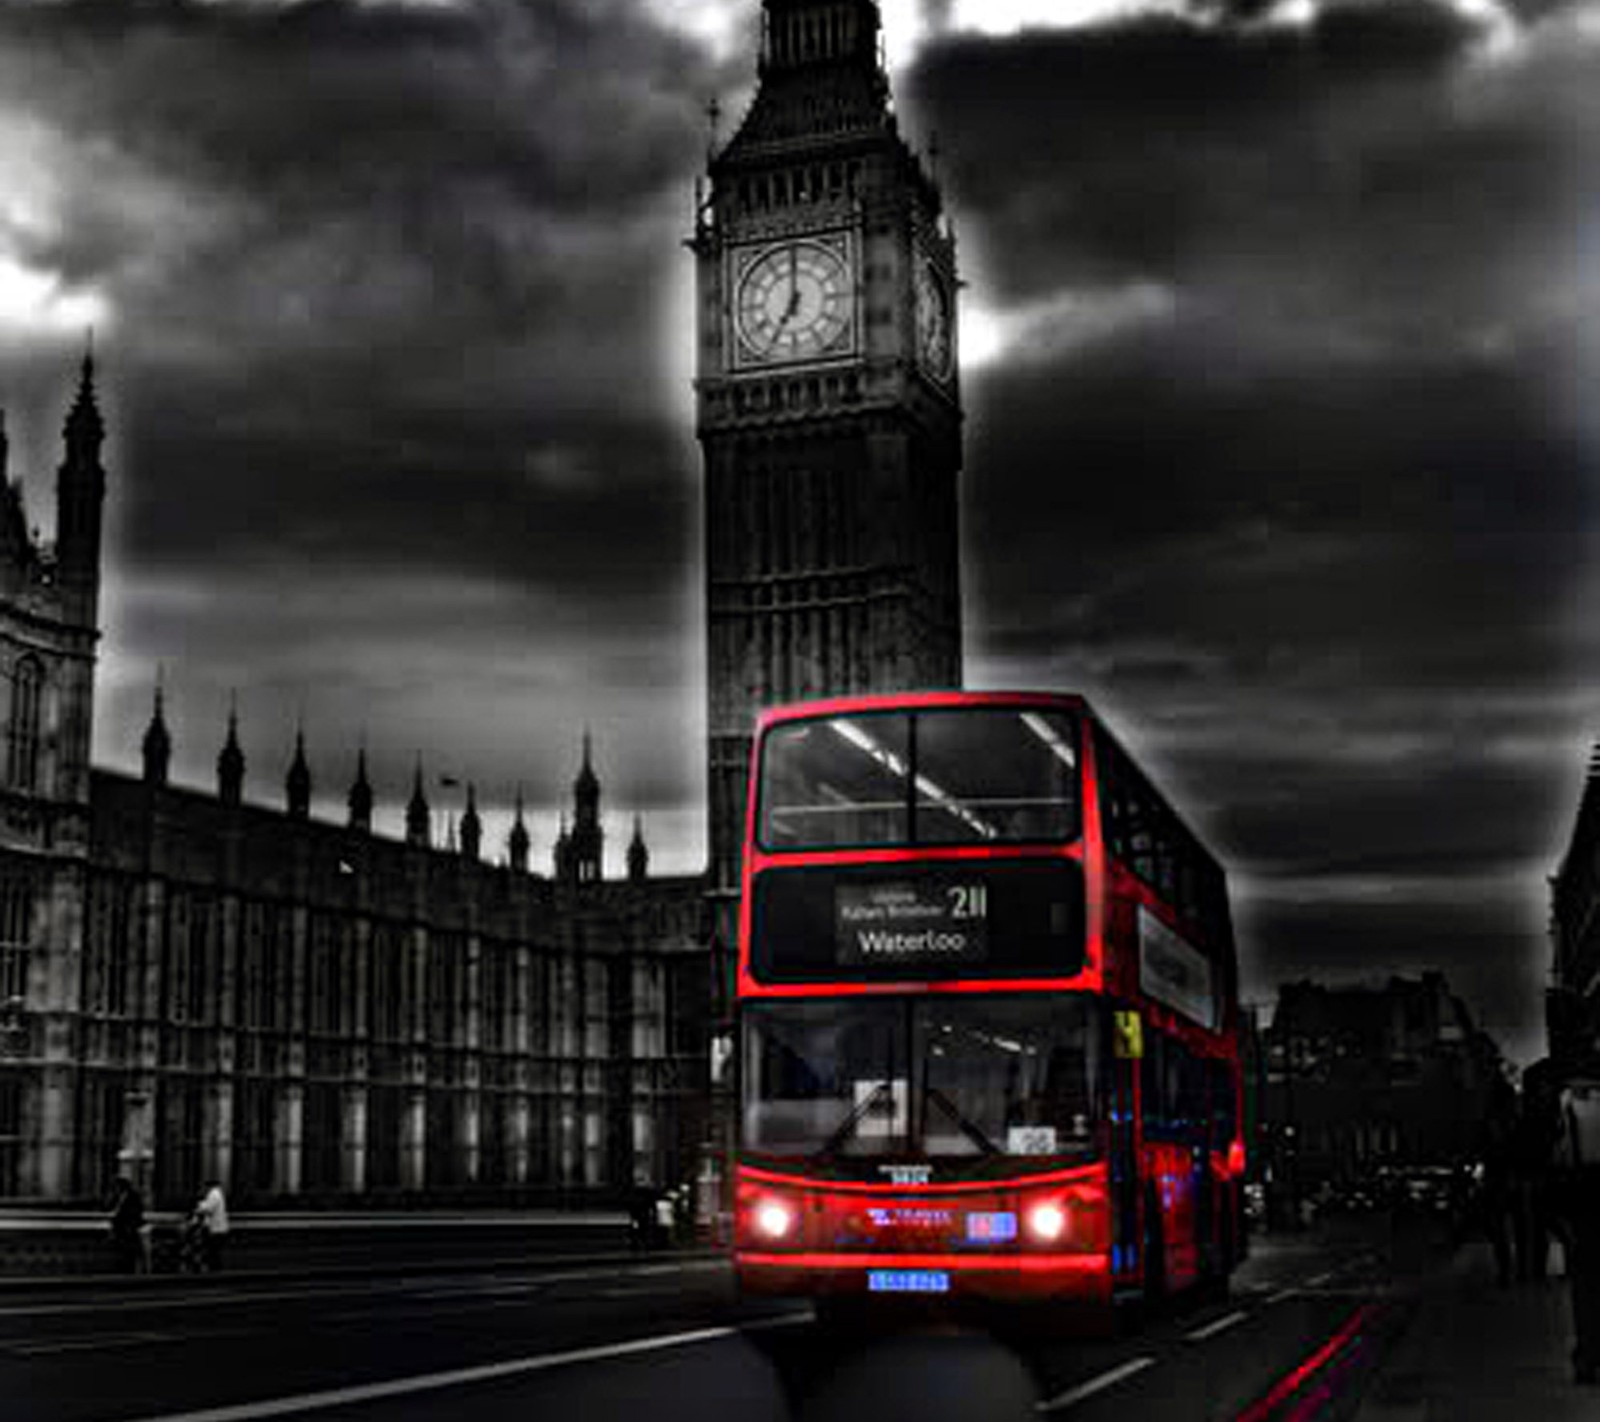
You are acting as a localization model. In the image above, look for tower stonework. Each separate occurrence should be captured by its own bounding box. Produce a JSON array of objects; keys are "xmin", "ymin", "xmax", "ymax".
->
[
  {"xmin": 0, "ymin": 357, "xmax": 105, "ymax": 1197},
  {"xmin": 694, "ymin": 0, "xmax": 964, "ymax": 901}
]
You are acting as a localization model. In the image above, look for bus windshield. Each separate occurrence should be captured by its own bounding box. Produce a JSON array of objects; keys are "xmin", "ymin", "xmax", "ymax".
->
[
  {"xmin": 758, "ymin": 706, "xmax": 1080, "ymax": 850},
  {"xmin": 741, "ymin": 995, "xmax": 1099, "ymax": 1163}
]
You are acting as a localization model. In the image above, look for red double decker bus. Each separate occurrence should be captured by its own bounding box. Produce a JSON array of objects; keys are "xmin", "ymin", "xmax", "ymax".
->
[{"xmin": 733, "ymin": 691, "xmax": 1245, "ymax": 1320}]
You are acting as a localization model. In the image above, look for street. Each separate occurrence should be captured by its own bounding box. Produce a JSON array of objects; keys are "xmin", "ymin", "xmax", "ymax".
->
[{"xmin": 1, "ymin": 1219, "xmax": 1438, "ymax": 1421}]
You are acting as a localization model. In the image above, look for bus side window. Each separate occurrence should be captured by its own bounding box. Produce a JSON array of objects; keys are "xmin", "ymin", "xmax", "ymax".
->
[
  {"xmin": 1176, "ymin": 1044, "xmax": 1208, "ymax": 1144},
  {"xmin": 1141, "ymin": 1032, "xmax": 1166, "ymax": 1137},
  {"xmin": 1096, "ymin": 730, "xmax": 1127, "ymax": 863},
  {"xmin": 1209, "ymin": 1058, "xmax": 1237, "ymax": 1149}
]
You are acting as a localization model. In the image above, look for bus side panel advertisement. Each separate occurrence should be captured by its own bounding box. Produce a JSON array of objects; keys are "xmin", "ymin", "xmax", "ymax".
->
[{"xmin": 1137, "ymin": 906, "xmax": 1217, "ymax": 1029}]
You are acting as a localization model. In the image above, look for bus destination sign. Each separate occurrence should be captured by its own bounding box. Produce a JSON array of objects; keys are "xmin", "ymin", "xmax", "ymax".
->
[{"xmin": 836, "ymin": 879, "xmax": 990, "ymax": 965}]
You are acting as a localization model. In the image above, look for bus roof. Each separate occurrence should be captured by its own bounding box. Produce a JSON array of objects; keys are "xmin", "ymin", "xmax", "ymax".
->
[{"xmin": 753, "ymin": 690, "xmax": 1093, "ymax": 734}]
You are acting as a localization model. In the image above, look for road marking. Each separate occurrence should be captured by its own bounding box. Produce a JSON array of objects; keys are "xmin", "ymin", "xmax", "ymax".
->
[
  {"xmin": 0, "ymin": 1258, "xmax": 728, "ymax": 1320},
  {"xmin": 1266, "ymin": 1287, "xmax": 1299, "ymax": 1304},
  {"xmin": 1186, "ymin": 1309, "xmax": 1249, "ymax": 1342},
  {"xmin": 112, "ymin": 1325, "xmax": 743, "ymax": 1422},
  {"xmin": 1305, "ymin": 1270, "xmax": 1335, "ymax": 1287},
  {"xmin": 9, "ymin": 1329, "xmax": 176, "ymax": 1356},
  {"xmin": 1234, "ymin": 1303, "xmax": 1375, "ymax": 1422},
  {"xmin": 1036, "ymin": 1356, "xmax": 1156, "ymax": 1413},
  {"xmin": 742, "ymin": 1309, "xmax": 812, "ymax": 1331}
]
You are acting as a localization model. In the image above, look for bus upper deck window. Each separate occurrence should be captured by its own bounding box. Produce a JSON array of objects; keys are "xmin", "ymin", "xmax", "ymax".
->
[
  {"xmin": 914, "ymin": 709, "xmax": 1080, "ymax": 844},
  {"xmin": 760, "ymin": 715, "xmax": 912, "ymax": 848}
]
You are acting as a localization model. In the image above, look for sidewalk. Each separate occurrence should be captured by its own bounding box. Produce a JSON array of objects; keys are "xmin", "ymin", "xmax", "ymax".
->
[
  {"xmin": 1356, "ymin": 1242, "xmax": 1597, "ymax": 1421},
  {"xmin": 0, "ymin": 1208, "xmax": 651, "ymax": 1281}
]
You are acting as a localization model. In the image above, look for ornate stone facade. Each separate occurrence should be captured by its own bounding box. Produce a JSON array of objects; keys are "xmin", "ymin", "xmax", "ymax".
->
[
  {"xmin": 1550, "ymin": 744, "xmax": 1600, "ymax": 1078},
  {"xmin": 0, "ymin": 359, "xmax": 104, "ymax": 1199},
  {"xmin": 693, "ymin": 0, "xmax": 966, "ymax": 906},
  {"xmin": 0, "ymin": 364, "xmax": 710, "ymax": 1207}
]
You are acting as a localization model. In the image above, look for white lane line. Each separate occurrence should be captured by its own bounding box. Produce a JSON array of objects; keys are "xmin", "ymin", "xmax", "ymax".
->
[
  {"xmin": 1266, "ymin": 1287, "xmax": 1299, "ymax": 1304},
  {"xmin": 10, "ymin": 1329, "xmax": 176, "ymax": 1357},
  {"xmin": 112, "ymin": 1325, "xmax": 742, "ymax": 1422},
  {"xmin": 0, "ymin": 1259, "xmax": 728, "ymax": 1320},
  {"xmin": 1305, "ymin": 1271, "xmax": 1335, "ymax": 1287},
  {"xmin": 1185, "ymin": 1309, "xmax": 1249, "ymax": 1342},
  {"xmin": 1036, "ymin": 1356, "xmax": 1157, "ymax": 1413},
  {"xmin": 742, "ymin": 1310, "xmax": 813, "ymax": 1332}
]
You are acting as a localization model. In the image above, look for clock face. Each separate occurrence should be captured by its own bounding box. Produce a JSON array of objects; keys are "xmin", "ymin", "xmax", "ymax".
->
[
  {"xmin": 733, "ymin": 238, "xmax": 855, "ymax": 366},
  {"xmin": 914, "ymin": 259, "xmax": 954, "ymax": 383}
]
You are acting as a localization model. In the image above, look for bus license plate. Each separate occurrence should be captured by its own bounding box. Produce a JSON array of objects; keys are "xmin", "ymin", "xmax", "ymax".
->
[{"xmin": 868, "ymin": 1270, "xmax": 950, "ymax": 1294}]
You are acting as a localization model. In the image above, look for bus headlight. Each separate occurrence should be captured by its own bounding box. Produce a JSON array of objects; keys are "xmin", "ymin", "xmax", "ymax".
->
[
  {"xmin": 1026, "ymin": 1202, "xmax": 1068, "ymax": 1243},
  {"xmin": 754, "ymin": 1197, "xmax": 796, "ymax": 1240}
]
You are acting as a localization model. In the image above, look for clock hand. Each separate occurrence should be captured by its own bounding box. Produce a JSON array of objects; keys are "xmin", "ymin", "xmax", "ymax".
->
[
  {"xmin": 775, "ymin": 270, "xmax": 801, "ymax": 332},
  {"xmin": 782, "ymin": 248, "xmax": 800, "ymax": 322}
]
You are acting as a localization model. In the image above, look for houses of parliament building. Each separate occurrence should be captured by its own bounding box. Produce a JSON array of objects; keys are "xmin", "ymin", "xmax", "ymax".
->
[
  {"xmin": 0, "ymin": 364, "xmax": 711, "ymax": 1207},
  {"xmin": 0, "ymin": 0, "xmax": 967, "ymax": 1209}
]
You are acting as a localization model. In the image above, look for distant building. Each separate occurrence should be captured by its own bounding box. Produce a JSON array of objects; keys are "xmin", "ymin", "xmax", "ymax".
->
[
  {"xmin": 1256, "ymin": 973, "xmax": 1505, "ymax": 1199},
  {"xmin": 1550, "ymin": 743, "xmax": 1600, "ymax": 1079},
  {"xmin": 0, "ymin": 360, "xmax": 710, "ymax": 1206}
]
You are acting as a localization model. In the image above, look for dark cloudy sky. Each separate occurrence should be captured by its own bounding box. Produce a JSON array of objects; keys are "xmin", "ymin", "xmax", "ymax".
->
[{"xmin": 2, "ymin": 0, "xmax": 1598, "ymax": 1064}]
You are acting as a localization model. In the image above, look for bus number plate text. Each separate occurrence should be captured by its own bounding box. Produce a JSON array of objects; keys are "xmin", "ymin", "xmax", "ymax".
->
[{"xmin": 868, "ymin": 1270, "xmax": 951, "ymax": 1294}]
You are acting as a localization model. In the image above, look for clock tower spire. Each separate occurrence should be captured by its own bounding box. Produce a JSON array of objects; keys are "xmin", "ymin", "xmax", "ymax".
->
[{"xmin": 694, "ymin": 0, "xmax": 965, "ymax": 900}]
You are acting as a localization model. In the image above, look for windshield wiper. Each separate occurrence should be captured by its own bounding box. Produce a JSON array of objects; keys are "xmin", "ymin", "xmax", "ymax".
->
[
  {"xmin": 922, "ymin": 1084, "xmax": 1002, "ymax": 1157},
  {"xmin": 814, "ymin": 1080, "xmax": 896, "ymax": 1162}
]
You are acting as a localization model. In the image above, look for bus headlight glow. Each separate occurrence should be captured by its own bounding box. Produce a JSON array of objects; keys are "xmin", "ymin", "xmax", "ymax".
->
[
  {"xmin": 754, "ymin": 1197, "xmax": 796, "ymax": 1240},
  {"xmin": 1027, "ymin": 1202, "xmax": 1068, "ymax": 1243}
]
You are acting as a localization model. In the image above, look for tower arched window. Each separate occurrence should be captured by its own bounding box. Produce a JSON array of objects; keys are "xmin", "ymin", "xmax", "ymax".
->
[{"xmin": 7, "ymin": 657, "xmax": 43, "ymax": 792}]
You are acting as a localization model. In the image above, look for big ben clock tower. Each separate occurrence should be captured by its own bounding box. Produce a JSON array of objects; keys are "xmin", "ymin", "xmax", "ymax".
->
[{"xmin": 694, "ymin": 0, "xmax": 965, "ymax": 905}]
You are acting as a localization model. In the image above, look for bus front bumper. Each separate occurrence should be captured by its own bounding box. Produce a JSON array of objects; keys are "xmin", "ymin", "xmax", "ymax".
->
[{"xmin": 736, "ymin": 1250, "xmax": 1114, "ymax": 1304}]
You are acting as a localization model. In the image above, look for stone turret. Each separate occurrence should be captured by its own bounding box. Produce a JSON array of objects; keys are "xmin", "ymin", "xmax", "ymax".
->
[
  {"xmin": 460, "ymin": 783, "xmax": 481, "ymax": 861},
  {"xmin": 141, "ymin": 685, "xmax": 170, "ymax": 787},
  {"xmin": 406, "ymin": 760, "xmax": 430, "ymax": 847},
  {"xmin": 348, "ymin": 748, "xmax": 373, "ymax": 832},
  {"xmin": 628, "ymin": 815, "xmax": 649, "ymax": 884},
  {"xmin": 286, "ymin": 729, "xmax": 311, "ymax": 819},
  {"xmin": 217, "ymin": 701, "xmax": 245, "ymax": 805},
  {"xmin": 56, "ymin": 347, "xmax": 106, "ymax": 628},
  {"xmin": 508, "ymin": 789, "xmax": 530, "ymax": 873}
]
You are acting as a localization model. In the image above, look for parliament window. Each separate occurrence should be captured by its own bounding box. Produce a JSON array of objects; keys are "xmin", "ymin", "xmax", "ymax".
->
[
  {"xmin": 481, "ymin": 945, "xmax": 508, "ymax": 1052},
  {"xmin": 0, "ymin": 868, "xmax": 29, "ymax": 1006},
  {"xmin": 367, "ymin": 1083, "xmax": 403, "ymax": 1190},
  {"xmin": 307, "ymin": 916, "xmax": 344, "ymax": 1035},
  {"xmin": 240, "ymin": 901, "xmax": 267, "ymax": 1030},
  {"xmin": 236, "ymin": 1077, "xmax": 276, "ymax": 1195},
  {"xmin": 84, "ymin": 877, "xmax": 132, "ymax": 1017},
  {"xmin": 370, "ymin": 925, "xmax": 405, "ymax": 1043},
  {"xmin": 303, "ymin": 1081, "xmax": 342, "ymax": 1192},
  {"xmin": 74, "ymin": 1073, "xmax": 126, "ymax": 1197},
  {"xmin": 428, "ymin": 936, "xmax": 462, "ymax": 1048},
  {"xmin": 6, "ymin": 657, "xmax": 42, "ymax": 792},
  {"xmin": 159, "ymin": 1077, "xmax": 204, "ymax": 1204},
  {"xmin": 186, "ymin": 896, "xmax": 214, "ymax": 1025},
  {"xmin": 0, "ymin": 1074, "xmax": 21, "ymax": 1196}
]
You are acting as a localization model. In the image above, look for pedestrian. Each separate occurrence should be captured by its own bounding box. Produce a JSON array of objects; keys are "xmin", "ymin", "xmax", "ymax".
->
[
  {"xmin": 1470, "ymin": 1081, "xmax": 1517, "ymax": 1287},
  {"xmin": 1555, "ymin": 1077, "xmax": 1600, "ymax": 1386},
  {"xmin": 193, "ymin": 1179, "xmax": 229, "ymax": 1272},
  {"xmin": 628, "ymin": 1186, "xmax": 654, "ymax": 1253},
  {"xmin": 106, "ymin": 1176, "xmax": 144, "ymax": 1275},
  {"xmin": 1511, "ymin": 1082, "xmax": 1560, "ymax": 1281}
]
